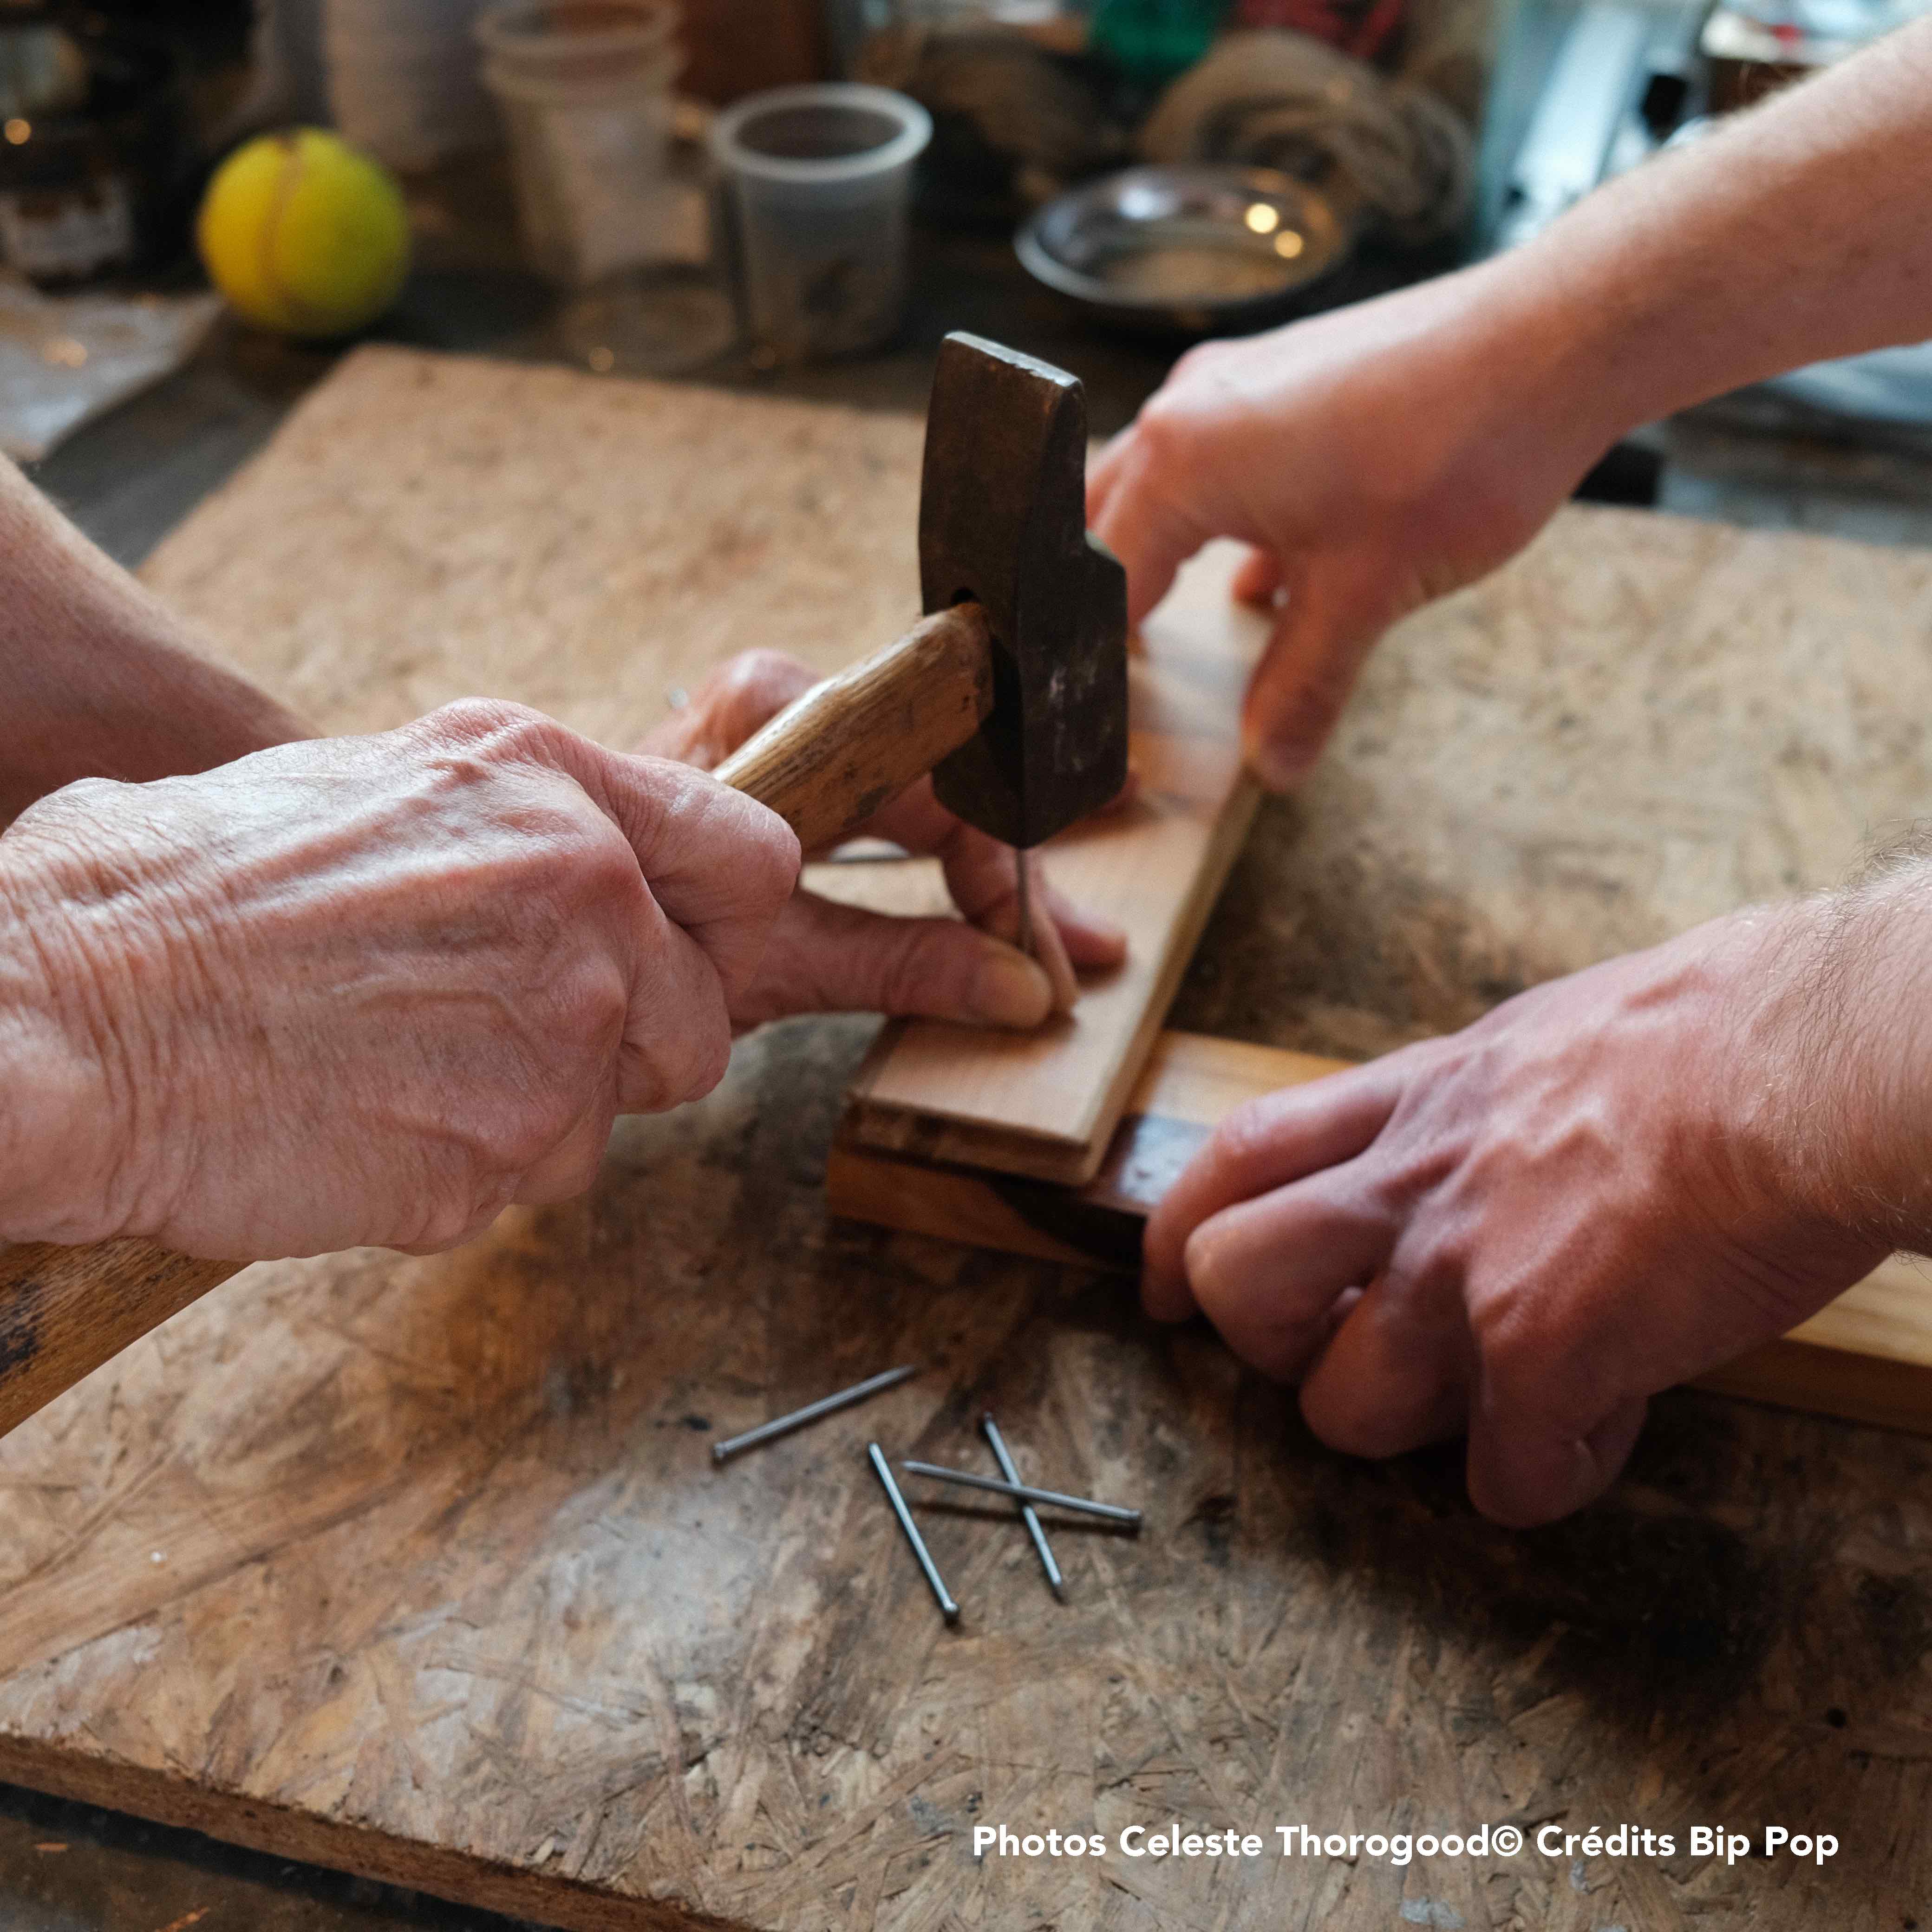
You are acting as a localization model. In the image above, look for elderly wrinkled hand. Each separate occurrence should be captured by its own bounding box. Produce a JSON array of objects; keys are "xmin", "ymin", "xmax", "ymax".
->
[{"xmin": 0, "ymin": 700, "xmax": 798, "ymax": 1260}]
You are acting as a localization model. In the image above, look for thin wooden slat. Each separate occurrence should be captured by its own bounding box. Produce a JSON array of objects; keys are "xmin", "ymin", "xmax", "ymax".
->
[
  {"xmin": 830, "ymin": 1030, "xmax": 1932, "ymax": 1438},
  {"xmin": 841, "ymin": 542, "xmax": 1267, "ymax": 1186}
]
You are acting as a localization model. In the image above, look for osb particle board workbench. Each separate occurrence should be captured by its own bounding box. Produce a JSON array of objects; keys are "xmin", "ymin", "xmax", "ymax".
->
[{"xmin": 8, "ymin": 347, "xmax": 1932, "ymax": 1929}]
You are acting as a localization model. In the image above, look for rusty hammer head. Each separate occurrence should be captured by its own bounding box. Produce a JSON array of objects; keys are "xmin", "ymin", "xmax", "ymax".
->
[{"xmin": 919, "ymin": 333, "xmax": 1129, "ymax": 851}]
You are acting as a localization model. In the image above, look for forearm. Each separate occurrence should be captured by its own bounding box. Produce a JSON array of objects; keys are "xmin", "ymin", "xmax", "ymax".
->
[
  {"xmin": 1482, "ymin": 17, "xmax": 1932, "ymax": 454},
  {"xmin": 0, "ymin": 460, "xmax": 309, "ymax": 825}
]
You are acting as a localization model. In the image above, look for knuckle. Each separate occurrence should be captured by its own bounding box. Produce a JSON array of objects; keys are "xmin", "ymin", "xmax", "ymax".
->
[
  {"xmin": 570, "ymin": 820, "xmax": 646, "ymax": 902},
  {"xmin": 1168, "ymin": 338, "xmax": 1228, "ymax": 386},
  {"xmin": 418, "ymin": 697, "xmax": 567, "ymax": 769},
  {"xmin": 408, "ymin": 1176, "xmax": 516, "ymax": 1254},
  {"xmin": 422, "ymin": 695, "xmax": 542, "ymax": 743},
  {"xmin": 36, "ymin": 774, "xmax": 122, "ymax": 817},
  {"xmin": 1132, "ymin": 391, "xmax": 1193, "ymax": 463},
  {"xmin": 490, "ymin": 1095, "xmax": 579, "ymax": 1176},
  {"xmin": 549, "ymin": 955, "xmax": 631, "ymax": 1053},
  {"xmin": 658, "ymin": 1009, "xmax": 732, "ymax": 1107},
  {"xmin": 1208, "ymin": 1098, "xmax": 1281, "ymax": 1175}
]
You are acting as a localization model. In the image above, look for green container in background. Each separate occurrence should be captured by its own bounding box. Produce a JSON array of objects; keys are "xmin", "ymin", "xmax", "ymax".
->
[{"xmin": 1092, "ymin": 0, "xmax": 1229, "ymax": 85}]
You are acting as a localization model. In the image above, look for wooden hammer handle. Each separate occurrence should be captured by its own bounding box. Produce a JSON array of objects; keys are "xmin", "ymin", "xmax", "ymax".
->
[
  {"xmin": 715, "ymin": 601, "xmax": 993, "ymax": 853},
  {"xmin": 0, "ymin": 602, "xmax": 998, "ymax": 1440},
  {"xmin": 0, "ymin": 1240, "xmax": 241, "ymax": 1439}
]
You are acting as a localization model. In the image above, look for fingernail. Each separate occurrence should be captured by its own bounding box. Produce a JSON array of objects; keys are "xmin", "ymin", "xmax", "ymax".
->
[{"xmin": 970, "ymin": 945, "xmax": 1054, "ymax": 1028}]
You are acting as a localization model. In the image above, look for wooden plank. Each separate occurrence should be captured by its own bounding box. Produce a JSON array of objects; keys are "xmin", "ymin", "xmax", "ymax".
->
[
  {"xmin": 841, "ymin": 542, "xmax": 1267, "ymax": 1186},
  {"xmin": 831, "ymin": 1030, "xmax": 1932, "ymax": 1438},
  {"xmin": 828, "ymin": 1030, "xmax": 1341, "ymax": 1269}
]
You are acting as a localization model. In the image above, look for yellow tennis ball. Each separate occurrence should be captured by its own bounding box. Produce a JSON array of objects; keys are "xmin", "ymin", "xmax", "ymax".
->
[{"xmin": 197, "ymin": 129, "xmax": 409, "ymax": 339}]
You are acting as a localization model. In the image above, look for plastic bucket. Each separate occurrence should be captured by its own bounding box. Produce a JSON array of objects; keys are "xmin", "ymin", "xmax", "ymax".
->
[
  {"xmin": 709, "ymin": 83, "xmax": 932, "ymax": 362},
  {"xmin": 475, "ymin": 0, "xmax": 679, "ymax": 87},
  {"xmin": 476, "ymin": 0, "xmax": 681, "ymax": 285}
]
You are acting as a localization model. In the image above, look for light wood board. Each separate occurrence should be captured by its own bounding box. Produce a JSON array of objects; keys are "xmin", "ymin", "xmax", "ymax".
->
[
  {"xmin": 831, "ymin": 1029, "xmax": 1932, "ymax": 1439},
  {"xmin": 10, "ymin": 348, "xmax": 1932, "ymax": 1928},
  {"xmin": 841, "ymin": 542, "xmax": 1265, "ymax": 1186}
]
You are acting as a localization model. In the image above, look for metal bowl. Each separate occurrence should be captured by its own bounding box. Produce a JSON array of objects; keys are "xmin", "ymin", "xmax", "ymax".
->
[{"xmin": 1015, "ymin": 164, "xmax": 1350, "ymax": 335}]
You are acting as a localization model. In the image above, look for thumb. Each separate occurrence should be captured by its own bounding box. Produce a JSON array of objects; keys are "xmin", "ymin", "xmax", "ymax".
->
[{"xmin": 730, "ymin": 890, "xmax": 1057, "ymax": 1032}]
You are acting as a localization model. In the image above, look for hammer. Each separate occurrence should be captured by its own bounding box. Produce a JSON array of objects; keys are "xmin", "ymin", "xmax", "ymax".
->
[
  {"xmin": 0, "ymin": 333, "xmax": 1129, "ymax": 1441},
  {"xmin": 716, "ymin": 332, "xmax": 1128, "ymax": 868}
]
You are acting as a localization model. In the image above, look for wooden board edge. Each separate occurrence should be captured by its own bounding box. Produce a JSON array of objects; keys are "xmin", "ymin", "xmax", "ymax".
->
[
  {"xmin": 1691, "ymin": 1336, "xmax": 1932, "ymax": 1438},
  {"xmin": 0, "ymin": 1734, "xmax": 727, "ymax": 1932},
  {"xmin": 1052, "ymin": 771, "xmax": 1265, "ymax": 1174},
  {"xmin": 838, "ymin": 1087, "xmax": 1097, "ymax": 1188},
  {"xmin": 825, "ymin": 1142, "xmax": 1141, "ymax": 1272}
]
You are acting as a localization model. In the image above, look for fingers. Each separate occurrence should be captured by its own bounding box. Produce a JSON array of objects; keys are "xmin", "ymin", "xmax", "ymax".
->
[
  {"xmin": 728, "ymin": 889, "xmax": 1058, "ymax": 1031},
  {"xmin": 1179, "ymin": 1171, "xmax": 1396, "ymax": 1380},
  {"xmin": 1466, "ymin": 1353, "xmax": 1649, "ymax": 1527},
  {"xmin": 1084, "ymin": 429, "xmax": 1129, "ymax": 532},
  {"xmin": 1240, "ymin": 552, "xmax": 1403, "ymax": 793},
  {"xmin": 596, "ymin": 752, "xmax": 801, "ymax": 1006},
  {"xmin": 614, "ymin": 893, "xmax": 738, "ymax": 1111},
  {"xmin": 1143, "ymin": 1061, "xmax": 1403, "ymax": 1318},
  {"xmin": 1232, "ymin": 546, "xmax": 1284, "ymax": 608},
  {"xmin": 637, "ymin": 650, "xmax": 817, "ymax": 768},
  {"xmin": 1095, "ymin": 447, "xmax": 1398, "ymax": 794},
  {"xmin": 621, "ymin": 646, "xmax": 1135, "ymax": 1033},
  {"xmin": 1298, "ymin": 1272, "xmax": 1471, "ymax": 1458},
  {"xmin": 1034, "ymin": 863, "xmax": 1129, "ymax": 973},
  {"xmin": 633, "ymin": 651, "xmax": 1130, "ymax": 999},
  {"xmin": 861, "ymin": 783, "xmax": 1128, "ymax": 996},
  {"xmin": 940, "ymin": 842, "xmax": 1074, "ymax": 1013},
  {"xmin": 411, "ymin": 699, "xmax": 801, "ymax": 1008},
  {"xmin": 1469, "ymin": 1393, "xmax": 1649, "ymax": 1528},
  {"xmin": 1088, "ymin": 431, "xmax": 1216, "ymax": 630}
]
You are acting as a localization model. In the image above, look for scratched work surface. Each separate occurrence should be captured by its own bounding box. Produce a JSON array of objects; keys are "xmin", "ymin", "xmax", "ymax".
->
[{"xmin": 9, "ymin": 346, "xmax": 1932, "ymax": 1927}]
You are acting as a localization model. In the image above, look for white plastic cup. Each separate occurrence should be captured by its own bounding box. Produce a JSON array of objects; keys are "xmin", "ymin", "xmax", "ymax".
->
[
  {"xmin": 709, "ymin": 83, "xmax": 932, "ymax": 363},
  {"xmin": 475, "ymin": 0, "xmax": 678, "ymax": 87},
  {"xmin": 476, "ymin": 0, "xmax": 682, "ymax": 286},
  {"xmin": 326, "ymin": 0, "xmax": 499, "ymax": 172}
]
